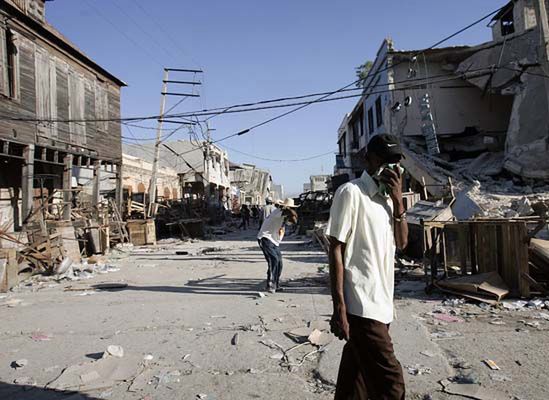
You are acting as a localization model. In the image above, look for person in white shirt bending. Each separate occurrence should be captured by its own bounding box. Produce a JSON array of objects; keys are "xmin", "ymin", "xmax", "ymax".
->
[
  {"xmin": 259, "ymin": 198, "xmax": 276, "ymax": 226},
  {"xmin": 326, "ymin": 134, "xmax": 408, "ymax": 400},
  {"xmin": 257, "ymin": 198, "xmax": 298, "ymax": 293}
]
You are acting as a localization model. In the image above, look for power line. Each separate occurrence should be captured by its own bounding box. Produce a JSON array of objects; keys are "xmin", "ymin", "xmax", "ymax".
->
[
  {"xmin": 110, "ymin": 0, "xmax": 180, "ymax": 64},
  {"xmin": 132, "ymin": 0, "xmax": 203, "ymax": 69},
  {"xmin": 220, "ymin": 144, "xmax": 335, "ymax": 163},
  {"xmin": 82, "ymin": 0, "xmax": 164, "ymax": 68},
  {"xmin": 0, "ymin": 66, "xmax": 497, "ymax": 125},
  {"xmin": 210, "ymin": 4, "xmax": 509, "ymax": 145}
]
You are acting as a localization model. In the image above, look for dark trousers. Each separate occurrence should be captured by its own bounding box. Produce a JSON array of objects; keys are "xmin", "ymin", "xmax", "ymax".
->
[
  {"xmin": 239, "ymin": 216, "xmax": 249, "ymax": 229},
  {"xmin": 335, "ymin": 314, "xmax": 405, "ymax": 400},
  {"xmin": 258, "ymin": 238, "xmax": 283, "ymax": 288}
]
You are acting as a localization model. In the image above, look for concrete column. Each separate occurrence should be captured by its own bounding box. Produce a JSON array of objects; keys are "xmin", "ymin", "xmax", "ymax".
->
[
  {"xmin": 62, "ymin": 154, "xmax": 73, "ymax": 220},
  {"xmin": 115, "ymin": 163, "xmax": 123, "ymax": 214},
  {"xmin": 21, "ymin": 144, "xmax": 34, "ymax": 223},
  {"xmin": 91, "ymin": 160, "xmax": 101, "ymax": 207}
]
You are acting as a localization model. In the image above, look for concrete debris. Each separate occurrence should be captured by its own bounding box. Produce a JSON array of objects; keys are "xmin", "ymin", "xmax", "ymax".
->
[
  {"xmin": 452, "ymin": 189, "xmax": 485, "ymax": 220},
  {"xmin": 440, "ymin": 379, "xmax": 505, "ymax": 400},
  {"xmin": 231, "ymin": 333, "xmax": 239, "ymax": 346},
  {"xmin": 47, "ymin": 352, "xmax": 142, "ymax": 392},
  {"xmin": 523, "ymin": 321, "xmax": 540, "ymax": 328},
  {"xmin": 104, "ymin": 345, "xmax": 124, "ymax": 358},
  {"xmin": 54, "ymin": 257, "xmax": 74, "ymax": 275},
  {"xmin": 406, "ymin": 364, "xmax": 432, "ymax": 375},
  {"xmin": 454, "ymin": 371, "xmax": 481, "ymax": 384},
  {"xmin": 513, "ymin": 197, "xmax": 534, "ymax": 216},
  {"xmin": 13, "ymin": 376, "xmax": 35, "ymax": 385},
  {"xmin": 430, "ymin": 331, "xmax": 463, "ymax": 340},
  {"xmin": 536, "ymin": 312, "xmax": 549, "ymax": 320},
  {"xmin": 452, "ymin": 360, "xmax": 473, "ymax": 370},
  {"xmin": 307, "ymin": 329, "xmax": 332, "ymax": 347},
  {"xmin": 490, "ymin": 373, "xmax": 512, "ymax": 382},
  {"xmin": 12, "ymin": 359, "xmax": 28, "ymax": 369}
]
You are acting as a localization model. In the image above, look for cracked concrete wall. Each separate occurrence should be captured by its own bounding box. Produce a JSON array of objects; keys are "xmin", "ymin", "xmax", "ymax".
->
[
  {"xmin": 504, "ymin": 69, "xmax": 549, "ymax": 179},
  {"xmin": 458, "ymin": 29, "xmax": 549, "ymax": 180},
  {"xmin": 390, "ymin": 61, "xmax": 512, "ymax": 138}
]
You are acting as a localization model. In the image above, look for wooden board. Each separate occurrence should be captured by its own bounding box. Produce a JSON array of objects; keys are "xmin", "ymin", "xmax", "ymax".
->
[
  {"xmin": 0, "ymin": 249, "xmax": 18, "ymax": 293},
  {"xmin": 127, "ymin": 219, "xmax": 156, "ymax": 246},
  {"xmin": 49, "ymin": 221, "xmax": 81, "ymax": 263}
]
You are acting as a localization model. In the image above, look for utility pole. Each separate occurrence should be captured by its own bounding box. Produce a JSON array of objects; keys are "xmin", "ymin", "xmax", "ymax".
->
[
  {"xmin": 147, "ymin": 68, "xmax": 203, "ymax": 218},
  {"xmin": 147, "ymin": 68, "xmax": 168, "ymax": 218}
]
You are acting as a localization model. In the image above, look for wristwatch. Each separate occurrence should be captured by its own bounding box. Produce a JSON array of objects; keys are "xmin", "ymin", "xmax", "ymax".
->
[{"xmin": 394, "ymin": 211, "xmax": 406, "ymax": 222}]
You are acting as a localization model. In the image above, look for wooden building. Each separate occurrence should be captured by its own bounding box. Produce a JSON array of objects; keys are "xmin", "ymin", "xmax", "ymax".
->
[{"xmin": 0, "ymin": 0, "xmax": 125, "ymax": 233}]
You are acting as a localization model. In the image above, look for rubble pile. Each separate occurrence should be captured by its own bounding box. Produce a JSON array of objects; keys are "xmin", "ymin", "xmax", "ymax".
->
[{"xmin": 404, "ymin": 145, "xmax": 549, "ymax": 219}]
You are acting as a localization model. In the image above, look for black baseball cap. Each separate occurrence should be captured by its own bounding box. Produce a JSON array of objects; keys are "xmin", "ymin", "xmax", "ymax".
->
[{"xmin": 367, "ymin": 134, "xmax": 404, "ymax": 163}]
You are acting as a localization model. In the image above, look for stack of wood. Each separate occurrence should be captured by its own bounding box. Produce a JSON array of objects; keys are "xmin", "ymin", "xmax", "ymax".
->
[
  {"xmin": 423, "ymin": 216, "xmax": 549, "ymax": 299},
  {"xmin": 312, "ymin": 223, "xmax": 330, "ymax": 255}
]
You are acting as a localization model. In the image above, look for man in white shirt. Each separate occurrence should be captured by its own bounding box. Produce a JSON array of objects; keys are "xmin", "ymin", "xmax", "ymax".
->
[
  {"xmin": 257, "ymin": 199, "xmax": 298, "ymax": 293},
  {"xmin": 326, "ymin": 134, "xmax": 408, "ymax": 400},
  {"xmin": 259, "ymin": 198, "xmax": 276, "ymax": 226}
]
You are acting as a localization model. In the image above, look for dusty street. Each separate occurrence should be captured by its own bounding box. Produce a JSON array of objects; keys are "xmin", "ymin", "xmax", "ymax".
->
[{"xmin": 1, "ymin": 230, "xmax": 548, "ymax": 400}]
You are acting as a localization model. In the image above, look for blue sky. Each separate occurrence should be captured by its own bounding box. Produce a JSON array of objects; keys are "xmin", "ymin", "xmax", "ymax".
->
[{"xmin": 48, "ymin": 0, "xmax": 508, "ymax": 195}]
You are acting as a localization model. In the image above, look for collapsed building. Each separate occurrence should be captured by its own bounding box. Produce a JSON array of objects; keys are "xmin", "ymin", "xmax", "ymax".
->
[
  {"xmin": 335, "ymin": 0, "xmax": 549, "ymax": 214},
  {"xmin": 229, "ymin": 162, "xmax": 273, "ymax": 210},
  {"xmin": 123, "ymin": 140, "xmax": 231, "ymax": 210},
  {"xmin": 333, "ymin": 0, "xmax": 549, "ymax": 298}
]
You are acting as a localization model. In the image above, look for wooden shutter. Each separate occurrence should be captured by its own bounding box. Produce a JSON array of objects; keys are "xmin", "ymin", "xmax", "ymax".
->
[
  {"xmin": 0, "ymin": 27, "xmax": 8, "ymax": 96},
  {"xmin": 35, "ymin": 47, "xmax": 51, "ymax": 136},
  {"xmin": 49, "ymin": 57, "xmax": 57, "ymax": 137},
  {"xmin": 95, "ymin": 82, "xmax": 109, "ymax": 132},
  {"xmin": 68, "ymin": 69, "xmax": 86, "ymax": 145}
]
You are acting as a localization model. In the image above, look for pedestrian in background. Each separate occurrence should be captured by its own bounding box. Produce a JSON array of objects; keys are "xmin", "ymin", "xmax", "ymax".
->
[
  {"xmin": 326, "ymin": 134, "xmax": 408, "ymax": 400},
  {"xmin": 257, "ymin": 198, "xmax": 298, "ymax": 293},
  {"xmin": 250, "ymin": 205, "xmax": 260, "ymax": 227},
  {"xmin": 239, "ymin": 204, "xmax": 251, "ymax": 230}
]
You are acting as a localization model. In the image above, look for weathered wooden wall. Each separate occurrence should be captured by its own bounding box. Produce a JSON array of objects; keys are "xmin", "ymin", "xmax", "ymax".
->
[{"xmin": 0, "ymin": 3, "xmax": 123, "ymax": 163}]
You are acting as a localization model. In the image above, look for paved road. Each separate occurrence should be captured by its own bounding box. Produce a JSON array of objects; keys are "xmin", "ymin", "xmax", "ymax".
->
[{"xmin": 0, "ymin": 230, "xmax": 547, "ymax": 399}]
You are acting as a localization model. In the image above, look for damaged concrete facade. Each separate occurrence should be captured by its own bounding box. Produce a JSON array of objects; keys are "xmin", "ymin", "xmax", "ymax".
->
[
  {"xmin": 229, "ymin": 163, "xmax": 272, "ymax": 209},
  {"xmin": 0, "ymin": 0, "xmax": 125, "ymax": 237},
  {"xmin": 123, "ymin": 140, "xmax": 231, "ymax": 209},
  {"xmin": 121, "ymin": 154, "xmax": 180, "ymax": 203},
  {"xmin": 335, "ymin": 0, "xmax": 549, "ymax": 188}
]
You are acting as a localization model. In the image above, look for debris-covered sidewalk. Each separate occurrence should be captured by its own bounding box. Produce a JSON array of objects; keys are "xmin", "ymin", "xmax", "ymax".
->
[{"xmin": 1, "ymin": 232, "xmax": 548, "ymax": 399}]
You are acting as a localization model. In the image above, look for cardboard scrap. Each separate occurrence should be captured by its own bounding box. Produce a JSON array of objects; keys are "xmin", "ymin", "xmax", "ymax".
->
[
  {"xmin": 440, "ymin": 379, "xmax": 506, "ymax": 400},
  {"xmin": 434, "ymin": 272, "xmax": 509, "ymax": 304}
]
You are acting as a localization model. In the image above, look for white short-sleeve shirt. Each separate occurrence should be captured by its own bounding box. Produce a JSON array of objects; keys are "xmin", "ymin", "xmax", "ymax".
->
[
  {"xmin": 326, "ymin": 171, "xmax": 396, "ymax": 324},
  {"xmin": 258, "ymin": 208, "xmax": 285, "ymax": 246}
]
